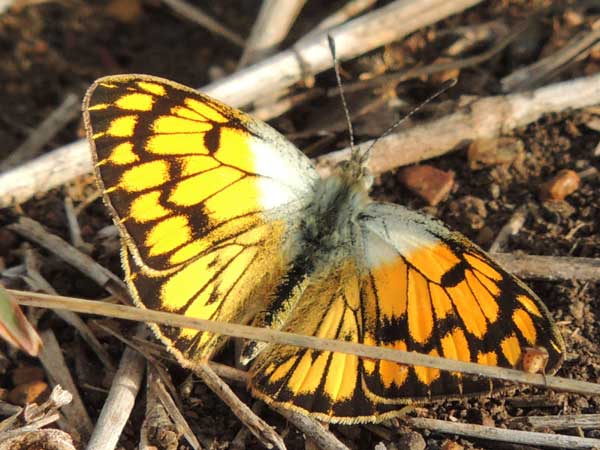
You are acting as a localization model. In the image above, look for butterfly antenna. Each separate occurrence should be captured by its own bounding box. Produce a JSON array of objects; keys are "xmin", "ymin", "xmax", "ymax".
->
[
  {"xmin": 328, "ymin": 35, "xmax": 357, "ymax": 161},
  {"xmin": 358, "ymin": 78, "xmax": 457, "ymax": 166}
]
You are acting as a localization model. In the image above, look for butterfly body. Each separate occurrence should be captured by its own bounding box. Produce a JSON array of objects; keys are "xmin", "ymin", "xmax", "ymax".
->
[{"xmin": 84, "ymin": 74, "xmax": 565, "ymax": 424}]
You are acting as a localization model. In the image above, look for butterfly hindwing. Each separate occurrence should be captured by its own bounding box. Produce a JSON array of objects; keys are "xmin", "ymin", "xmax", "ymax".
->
[
  {"xmin": 249, "ymin": 202, "xmax": 565, "ymax": 423},
  {"xmin": 358, "ymin": 203, "xmax": 564, "ymax": 395},
  {"xmin": 83, "ymin": 75, "xmax": 318, "ymax": 362}
]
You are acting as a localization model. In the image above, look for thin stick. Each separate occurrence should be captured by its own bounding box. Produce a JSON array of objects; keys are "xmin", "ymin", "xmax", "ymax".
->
[
  {"xmin": 194, "ymin": 363, "xmax": 286, "ymax": 450},
  {"xmin": 501, "ymin": 19, "xmax": 600, "ymax": 92},
  {"xmin": 334, "ymin": 17, "xmax": 524, "ymax": 95},
  {"xmin": 21, "ymin": 249, "xmax": 115, "ymax": 370},
  {"xmin": 0, "ymin": 92, "xmax": 79, "ymax": 171},
  {"xmin": 272, "ymin": 406, "xmax": 350, "ymax": 450},
  {"xmin": 38, "ymin": 330, "xmax": 94, "ymax": 437},
  {"xmin": 0, "ymin": 0, "xmax": 484, "ymax": 208},
  {"xmin": 8, "ymin": 217, "xmax": 129, "ymax": 302},
  {"xmin": 251, "ymin": 88, "xmax": 324, "ymax": 121},
  {"xmin": 11, "ymin": 290, "xmax": 600, "ymax": 398},
  {"xmin": 161, "ymin": 0, "xmax": 244, "ymax": 47},
  {"xmin": 488, "ymin": 205, "xmax": 528, "ymax": 253},
  {"xmin": 86, "ymin": 328, "xmax": 146, "ymax": 450},
  {"xmin": 299, "ymin": 0, "xmax": 377, "ymax": 41},
  {"xmin": 315, "ymin": 72, "xmax": 600, "ymax": 176},
  {"xmin": 145, "ymin": 365, "xmax": 201, "ymax": 450},
  {"xmin": 408, "ymin": 417, "xmax": 600, "ymax": 449},
  {"xmin": 238, "ymin": 0, "xmax": 306, "ymax": 67},
  {"xmin": 491, "ymin": 253, "xmax": 600, "ymax": 282},
  {"xmin": 508, "ymin": 413, "xmax": 600, "ymax": 430},
  {"xmin": 64, "ymin": 197, "xmax": 85, "ymax": 250}
]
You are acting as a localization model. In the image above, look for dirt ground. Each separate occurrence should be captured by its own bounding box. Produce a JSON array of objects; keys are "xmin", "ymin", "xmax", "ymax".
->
[{"xmin": 0, "ymin": 1, "xmax": 599, "ymax": 449}]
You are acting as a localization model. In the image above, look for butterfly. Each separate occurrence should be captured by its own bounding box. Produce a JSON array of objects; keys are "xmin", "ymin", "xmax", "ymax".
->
[{"xmin": 83, "ymin": 74, "xmax": 565, "ymax": 424}]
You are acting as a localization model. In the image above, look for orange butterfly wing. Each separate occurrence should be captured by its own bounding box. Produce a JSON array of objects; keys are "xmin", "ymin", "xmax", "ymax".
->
[{"xmin": 249, "ymin": 203, "xmax": 565, "ymax": 423}]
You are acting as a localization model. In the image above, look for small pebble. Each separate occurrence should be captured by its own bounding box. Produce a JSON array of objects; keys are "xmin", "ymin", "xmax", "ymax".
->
[
  {"xmin": 584, "ymin": 117, "xmax": 600, "ymax": 132},
  {"xmin": 539, "ymin": 169, "xmax": 580, "ymax": 201},
  {"xmin": 467, "ymin": 137, "xmax": 523, "ymax": 170},
  {"xmin": 593, "ymin": 140, "xmax": 600, "ymax": 157},
  {"xmin": 397, "ymin": 431, "xmax": 426, "ymax": 450},
  {"xmin": 8, "ymin": 380, "xmax": 49, "ymax": 406},
  {"xmin": 451, "ymin": 195, "xmax": 487, "ymax": 230},
  {"xmin": 398, "ymin": 165, "xmax": 455, "ymax": 206},
  {"xmin": 441, "ymin": 440, "xmax": 464, "ymax": 450},
  {"xmin": 105, "ymin": 0, "xmax": 142, "ymax": 23}
]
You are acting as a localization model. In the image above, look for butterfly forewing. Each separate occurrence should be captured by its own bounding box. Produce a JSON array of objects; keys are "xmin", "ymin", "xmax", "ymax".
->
[{"xmin": 84, "ymin": 75, "xmax": 317, "ymax": 361}]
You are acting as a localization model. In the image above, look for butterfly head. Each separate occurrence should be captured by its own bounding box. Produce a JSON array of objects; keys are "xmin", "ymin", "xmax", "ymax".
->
[{"xmin": 334, "ymin": 148, "xmax": 374, "ymax": 193}]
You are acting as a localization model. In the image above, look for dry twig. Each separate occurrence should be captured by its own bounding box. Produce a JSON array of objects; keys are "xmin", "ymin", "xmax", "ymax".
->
[
  {"xmin": 491, "ymin": 253, "xmax": 600, "ymax": 282},
  {"xmin": 501, "ymin": 19, "xmax": 600, "ymax": 92},
  {"xmin": 21, "ymin": 247, "xmax": 115, "ymax": 370},
  {"xmin": 408, "ymin": 417, "xmax": 600, "ymax": 449},
  {"xmin": 0, "ymin": 429, "xmax": 76, "ymax": 450},
  {"xmin": 316, "ymin": 72, "xmax": 600, "ymax": 176},
  {"xmin": 271, "ymin": 405, "xmax": 350, "ymax": 450},
  {"xmin": 194, "ymin": 363, "xmax": 286, "ymax": 450},
  {"xmin": 146, "ymin": 365, "xmax": 202, "ymax": 450},
  {"xmin": 508, "ymin": 413, "xmax": 600, "ymax": 430},
  {"xmin": 86, "ymin": 327, "xmax": 146, "ymax": 450},
  {"xmin": 299, "ymin": 0, "xmax": 377, "ymax": 42},
  {"xmin": 63, "ymin": 197, "xmax": 86, "ymax": 250},
  {"xmin": 238, "ymin": 0, "xmax": 306, "ymax": 67},
  {"xmin": 161, "ymin": 0, "xmax": 244, "ymax": 47},
  {"xmin": 8, "ymin": 217, "xmax": 129, "ymax": 302},
  {"xmin": 0, "ymin": 92, "xmax": 79, "ymax": 171},
  {"xmin": 38, "ymin": 330, "xmax": 94, "ymax": 437},
  {"xmin": 488, "ymin": 205, "xmax": 528, "ymax": 253}
]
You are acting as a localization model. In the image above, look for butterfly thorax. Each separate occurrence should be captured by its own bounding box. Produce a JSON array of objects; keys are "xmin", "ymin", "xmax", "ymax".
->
[{"xmin": 301, "ymin": 163, "xmax": 371, "ymax": 254}]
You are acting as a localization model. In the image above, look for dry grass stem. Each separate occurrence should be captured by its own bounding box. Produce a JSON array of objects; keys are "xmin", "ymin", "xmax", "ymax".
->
[
  {"xmin": 229, "ymin": 401, "xmax": 266, "ymax": 450},
  {"xmin": 86, "ymin": 328, "xmax": 146, "ymax": 450},
  {"xmin": 0, "ymin": 92, "xmax": 79, "ymax": 171},
  {"xmin": 38, "ymin": 330, "xmax": 94, "ymax": 437},
  {"xmin": 146, "ymin": 365, "xmax": 202, "ymax": 450},
  {"xmin": 194, "ymin": 363, "xmax": 286, "ymax": 450},
  {"xmin": 142, "ymin": 365, "xmax": 201, "ymax": 450},
  {"xmin": 8, "ymin": 217, "xmax": 129, "ymax": 302},
  {"xmin": 64, "ymin": 197, "xmax": 85, "ymax": 250},
  {"xmin": 501, "ymin": 18, "xmax": 600, "ymax": 92},
  {"xmin": 11, "ymin": 290, "xmax": 600, "ymax": 398},
  {"xmin": 18, "ymin": 254, "xmax": 117, "ymax": 377},
  {"xmin": 488, "ymin": 205, "xmax": 528, "ymax": 253},
  {"xmin": 0, "ymin": 402, "xmax": 21, "ymax": 417},
  {"xmin": 408, "ymin": 417, "xmax": 600, "ymax": 449},
  {"xmin": 238, "ymin": 0, "xmax": 306, "ymax": 68},
  {"xmin": 0, "ymin": 0, "xmax": 484, "ymax": 208},
  {"xmin": 161, "ymin": 0, "xmax": 244, "ymax": 47}
]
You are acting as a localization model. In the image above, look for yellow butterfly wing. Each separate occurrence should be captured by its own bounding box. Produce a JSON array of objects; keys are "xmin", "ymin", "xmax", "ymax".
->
[
  {"xmin": 83, "ymin": 74, "xmax": 318, "ymax": 363},
  {"xmin": 249, "ymin": 202, "xmax": 565, "ymax": 423}
]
